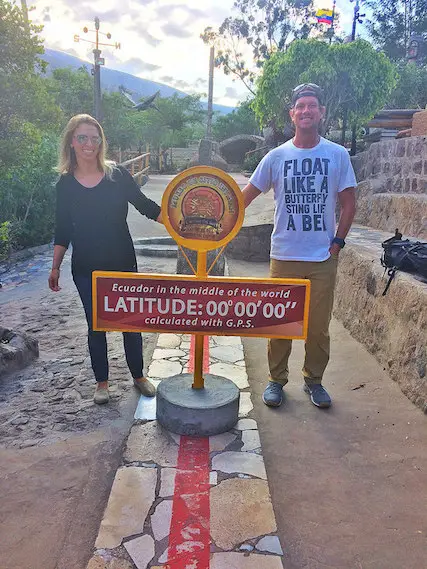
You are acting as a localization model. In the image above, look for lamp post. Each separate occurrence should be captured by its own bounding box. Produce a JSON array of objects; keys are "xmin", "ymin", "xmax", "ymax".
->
[
  {"xmin": 74, "ymin": 18, "xmax": 120, "ymax": 122},
  {"xmin": 206, "ymin": 46, "xmax": 215, "ymax": 141},
  {"xmin": 341, "ymin": 0, "xmax": 365, "ymax": 153},
  {"xmin": 350, "ymin": 0, "xmax": 365, "ymax": 41}
]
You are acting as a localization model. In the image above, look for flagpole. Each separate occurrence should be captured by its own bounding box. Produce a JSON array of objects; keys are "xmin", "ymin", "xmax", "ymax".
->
[{"xmin": 329, "ymin": 0, "xmax": 336, "ymax": 44}]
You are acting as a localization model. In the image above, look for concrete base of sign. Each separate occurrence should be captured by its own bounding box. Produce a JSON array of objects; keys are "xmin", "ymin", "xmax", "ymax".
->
[{"xmin": 156, "ymin": 373, "xmax": 240, "ymax": 436}]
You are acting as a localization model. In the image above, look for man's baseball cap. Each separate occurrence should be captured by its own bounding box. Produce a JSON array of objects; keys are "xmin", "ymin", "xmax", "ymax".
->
[{"xmin": 292, "ymin": 83, "xmax": 324, "ymax": 105}]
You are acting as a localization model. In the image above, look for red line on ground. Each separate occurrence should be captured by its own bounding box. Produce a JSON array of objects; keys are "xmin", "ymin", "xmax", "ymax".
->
[
  {"xmin": 166, "ymin": 436, "xmax": 210, "ymax": 569},
  {"xmin": 165, "ymin": 336, "xmax": 211, "ymax": 568},
  {"xmin": 203, "ymin": 335, "xmax": 210, "ymax": 373}
]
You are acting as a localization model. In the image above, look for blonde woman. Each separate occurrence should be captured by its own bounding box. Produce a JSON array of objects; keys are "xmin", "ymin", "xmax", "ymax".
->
[{"xmin": 49, "ymin": 114, "xmax": 162, "ymax": 405}]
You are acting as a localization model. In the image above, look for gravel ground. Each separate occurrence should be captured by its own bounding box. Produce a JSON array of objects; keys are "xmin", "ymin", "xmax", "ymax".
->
[{"xmin": 0, "ymin": 248, "xmax": 177, "ymax": 449}]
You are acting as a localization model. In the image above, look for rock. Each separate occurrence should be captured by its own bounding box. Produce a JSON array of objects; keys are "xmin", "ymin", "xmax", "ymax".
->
[
  {"xmin": 0, "ymin": 326, "xmax": 38, "ymax": 377},
  {"xmin": 10, "ymin": 416, "xmax": 29, "ymax": 426},
  {"xmin": 210, "ymin": 478, "xmax": 276, "ymax": 550}
]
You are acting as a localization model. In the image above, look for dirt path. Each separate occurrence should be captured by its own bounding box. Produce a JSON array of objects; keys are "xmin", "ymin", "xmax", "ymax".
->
[
  {"xmin": 0, "ymin": 244, "xmax": 176, "ymax": 569},
  {"xmin": 229, "ymin": 258, "xmax": 427, "ymax": 569}
]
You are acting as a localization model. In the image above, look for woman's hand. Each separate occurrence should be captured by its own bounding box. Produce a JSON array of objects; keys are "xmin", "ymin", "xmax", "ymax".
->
[
  {"xmin": 156, "ymin": 212, "xmax": 163, "ymax": 224},
  {"xmin": 48, "ymin": 268, "xmax": 61, "ymax": 292}
]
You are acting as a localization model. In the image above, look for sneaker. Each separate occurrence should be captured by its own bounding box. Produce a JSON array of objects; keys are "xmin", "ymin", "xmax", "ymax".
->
[
  {"xmin": 133, "ymin": 378, "xmax": 156, "ymax": 397},
  {"xmin": 94, "ymin": 387, "xmax": 109, "ymax": 405},
  {"xmin": 303, "ymin": 382, "xmax": 331, "ymax": 408},
  {"xmin": 262, "ymin": 381, "xmax": 284, "ymax": 407}
]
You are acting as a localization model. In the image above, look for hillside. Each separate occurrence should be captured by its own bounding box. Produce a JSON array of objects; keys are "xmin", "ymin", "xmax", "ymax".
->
[{"xmin": 42, "ymin": 48, "xmax": 234, "ymax": 115}]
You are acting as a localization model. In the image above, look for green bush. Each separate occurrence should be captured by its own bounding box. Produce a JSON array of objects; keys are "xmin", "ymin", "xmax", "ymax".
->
[
  {"xmin": 0, "ymin": 127, "xmax": 58, "ymax": 253},
  {"xmin": 0, "ymin": 221, "xmax": 12, "ymax": 261}
]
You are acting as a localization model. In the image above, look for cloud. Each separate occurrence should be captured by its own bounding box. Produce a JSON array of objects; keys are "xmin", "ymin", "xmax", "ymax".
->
[
  {"xmin": 173, "ymin": 79, "xmax": 191, "ymax": 89},
  {"xmin": 118, "ymin": 57, "xmax": 162, "ymax": 73},
  {"xmin": 158, "ymin": 4, "xmax": 206, "ymax": 20},
  {"xmin": 127, "ymin": 25, "xmax": 162, "ymax": 47},
  {"xmin": 64, "ymin": 0, "xmax": 138, "ymax": 25},
  {"xmin": 224, "ymin": 87, "xmax": 240, "ymax": 100},
  {"xmin": 195, "ymin": 77, "xmax": 208, "ymax": 87},
  {"xmin": 161, "ymin": 23, "xmax": 193, "ymax": 38},
  {"xmin": 158, "ymin": 76, "xmax": 191, "ymax": 89},
  {"xmin": 42, "ymin": 7, "xmax": 51, "ymax": 22}
]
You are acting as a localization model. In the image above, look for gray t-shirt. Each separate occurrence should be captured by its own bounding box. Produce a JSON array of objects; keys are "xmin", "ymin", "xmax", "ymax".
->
[{"xmin": 249, "ymin": 137, "xmax": 356, "ymax": 261}]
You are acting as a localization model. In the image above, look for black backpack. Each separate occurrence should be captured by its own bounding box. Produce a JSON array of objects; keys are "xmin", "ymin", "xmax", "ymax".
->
[{"xmin": 381, "ymin": 229, "xmax": 427, "ymax": 295}]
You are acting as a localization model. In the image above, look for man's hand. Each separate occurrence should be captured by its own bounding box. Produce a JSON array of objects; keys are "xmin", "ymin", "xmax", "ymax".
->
[
  {"xmin": 242, "ymin": 183, "xmax": 262, "ymax": 208},
  {"xmin": 48, "ymin": 269, "xmax": 61, "ymax": 292},
  {"xmin": 329, "ymin": 243, "xmax": 342, "ymax": 257}
]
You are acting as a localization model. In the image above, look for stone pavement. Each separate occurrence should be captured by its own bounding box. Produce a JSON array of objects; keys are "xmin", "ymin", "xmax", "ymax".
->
[
  {"xmin": 0, "ymin": 244, "xmax": 56, "ymax": 294},
  {"xmin": 86, "ymin": 333, "xmax": 284, "ymax": 569}
]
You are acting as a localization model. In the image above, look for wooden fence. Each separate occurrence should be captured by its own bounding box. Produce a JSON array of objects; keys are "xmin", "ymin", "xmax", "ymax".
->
[{"xmin": 119, "ymin": 144, "xmax": 150, "ymax": 184}]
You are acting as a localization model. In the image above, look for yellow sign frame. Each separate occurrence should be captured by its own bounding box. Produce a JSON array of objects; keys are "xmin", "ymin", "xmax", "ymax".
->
[{"xmin": 161, "ymin": 166, "xmax": 245, "ymax": 252}]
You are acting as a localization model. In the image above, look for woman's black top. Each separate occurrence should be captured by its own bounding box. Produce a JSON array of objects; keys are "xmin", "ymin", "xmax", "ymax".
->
[{"xmin": 54, "ymin": 165, "xmax": 161, "ymax": 276}]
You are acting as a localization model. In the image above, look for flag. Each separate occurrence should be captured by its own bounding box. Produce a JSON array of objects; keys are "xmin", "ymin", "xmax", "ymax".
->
[{"xmin": 316, "ymin": 8, "xmax": 334, "ymax": 25}]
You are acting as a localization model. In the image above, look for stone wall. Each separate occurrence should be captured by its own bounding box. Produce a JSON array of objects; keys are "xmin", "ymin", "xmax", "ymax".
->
[
  {"xmin": 226, "ymin": 225, "xmax": 272, "ymax": 262},
  {"xmin": 170, "ymin": 145, "xmax": 199, "ymax": 170},
  {"xmin": 334, "ymin": 227, "xmax": 426, "ymax": 412},
  {"xmin": 345, "ymin": 137, "xmax": 427, "ymax": 411},
  {"xmin": 352, "ymin": 136, "xmax": 427, "ymax": 192},
  {"xmin": 352, "ymin": 136, "xmax": 427, "ymax": 238}
]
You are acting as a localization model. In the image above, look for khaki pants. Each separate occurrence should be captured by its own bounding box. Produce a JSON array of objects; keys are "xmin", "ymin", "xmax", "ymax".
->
[{"xmin": 268, "ymin": 256, "xmax": 338, "ymax": 386}]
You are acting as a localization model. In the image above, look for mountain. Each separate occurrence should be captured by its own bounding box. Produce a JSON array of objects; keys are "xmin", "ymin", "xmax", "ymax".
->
[{"xmin": 41, "ymin": 48, "xmax": 234, "ymax": 115}]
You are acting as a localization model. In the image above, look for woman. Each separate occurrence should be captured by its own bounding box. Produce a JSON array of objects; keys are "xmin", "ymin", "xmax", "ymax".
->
[{"xmin": 49, "ymin": 114, "xmax": 162, "ymax": 405}]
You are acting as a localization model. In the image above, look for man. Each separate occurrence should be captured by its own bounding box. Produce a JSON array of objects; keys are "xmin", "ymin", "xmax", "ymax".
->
[{"xmin": 242, "ymin": 83, "xmax": 356, "ymax": 409}]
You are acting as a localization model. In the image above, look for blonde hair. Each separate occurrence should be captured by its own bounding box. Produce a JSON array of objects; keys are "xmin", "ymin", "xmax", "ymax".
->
[{"xmin": 56, "ymin": 114, "xmax": 115, "ymax": 179}]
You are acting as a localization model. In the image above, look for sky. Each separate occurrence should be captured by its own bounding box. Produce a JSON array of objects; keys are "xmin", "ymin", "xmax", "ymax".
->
[{"xmin": 28, "ymin": 0, "xmax": 357, "ymax": 107}]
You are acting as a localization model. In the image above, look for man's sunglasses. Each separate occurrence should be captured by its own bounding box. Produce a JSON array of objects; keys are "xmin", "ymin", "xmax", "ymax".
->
[
  {"xmin": 292, "ymin": 83, "xmax": 324, "ymax": 104},
  {"xmin": 74, "ymin": 134, "xmax": 102, "ymax": 145},
  {"xmin": 293, "ymin": 83, "xmax": 322, "ymax": 94}
]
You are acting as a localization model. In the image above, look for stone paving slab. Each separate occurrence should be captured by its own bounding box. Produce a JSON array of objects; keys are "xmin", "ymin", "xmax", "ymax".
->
[{"xmin": 87, "ymin": 333, "xmax": 283, "ymax": 569}]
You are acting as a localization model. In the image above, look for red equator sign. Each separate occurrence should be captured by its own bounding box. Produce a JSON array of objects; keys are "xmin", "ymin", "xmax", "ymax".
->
[{"xmin": 93, "ymin": 272, "xmax": 310, "ymax": 339}]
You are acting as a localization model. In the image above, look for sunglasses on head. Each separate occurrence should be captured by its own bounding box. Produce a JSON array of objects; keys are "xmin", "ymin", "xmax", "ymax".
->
[
  {"xmin": 292, "ymin": 83, "xmax": 324, "ymax": 104},
  {"xmin": 293, "ymin": 83, "xmax": 322, "ymax": 93},
  {"xmin": 74, "ymin": 134, "xmax": 102, "ymax": 145}
]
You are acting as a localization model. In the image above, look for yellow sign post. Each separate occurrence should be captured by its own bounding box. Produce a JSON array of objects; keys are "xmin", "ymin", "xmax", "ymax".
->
[{"xmin": 162, "ymin": 166, "xmax": 245, "ymax": 389}]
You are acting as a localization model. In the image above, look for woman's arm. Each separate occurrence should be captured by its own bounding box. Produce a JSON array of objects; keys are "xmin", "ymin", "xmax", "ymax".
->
[
  {"xmin": 120, "ymin": 166, "xmax": 162, "ymax": 221},
  {"xmin": 48, "ymin": 245, "xmax": 67, "ymax": 291}
]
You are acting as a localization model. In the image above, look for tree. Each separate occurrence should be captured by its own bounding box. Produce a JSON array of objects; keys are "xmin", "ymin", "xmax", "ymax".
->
[
  {"xmin": 0, "ymin": 1, "xmax": 62, "ymax": 256},
  {"xmin": 129, "ymin": 94, "xmax": 205, "ymax": 150},
  {"xmin": 102, "ymin": 92, "xmax": 142, "ymax": 151},
  {"xmin": 253, "ymin": 39, "xmax": 397, "ymax": 132},
  {"xmin": 366, "ymin": 0, "xmax": 427, "ymax": 62},
  {"xmin": 0, "ymin": 0, "xmax": 45, "ymax": 74},
  {"xmin": 46, "ymin": 67, "xmax": 93, "ymax": 120},
  {"xmin": 213, "ymin": 100, "xmax": 259, "ymax": 140},
  {"xmin": 201, "ymin": 0, "xmax": 319, "ymax": 94},
  {"xmin": 0, "ymin": 0, "xmax": 60, "ymax": 148},
  {"xmin": 386, "ymin": 62, "xmax": 427, "ymax": 108}
]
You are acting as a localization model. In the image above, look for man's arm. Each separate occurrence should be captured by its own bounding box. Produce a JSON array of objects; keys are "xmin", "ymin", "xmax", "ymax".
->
[
  {"xmin": 242, "ymin": 183, "xmax": 262, "ymax": 208},
  {"xmin": 336, "ymin": 187, "xmax": 356, "ymax": 238},
  {"xmin": 330, "ymin": 187, "xmax": 356, "ymax": 255}
]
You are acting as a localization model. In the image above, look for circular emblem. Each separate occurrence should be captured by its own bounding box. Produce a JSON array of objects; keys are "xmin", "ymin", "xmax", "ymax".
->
[
  {"xmin": 180, "ymin": 187, "xmax": 225, "ymax": 237},
  {"xmin": 162, "ymin": 166, "xmax": 244, "ymax": 251}
]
